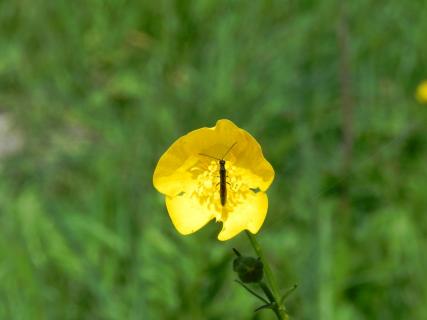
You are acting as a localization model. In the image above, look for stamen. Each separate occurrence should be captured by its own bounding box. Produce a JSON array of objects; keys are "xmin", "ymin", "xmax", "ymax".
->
[{"xmin": 188, "ymin": 160, "xmax": 252, "ymax": 222}]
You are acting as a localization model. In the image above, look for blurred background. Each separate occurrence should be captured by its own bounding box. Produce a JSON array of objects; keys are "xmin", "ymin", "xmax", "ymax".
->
[{"xmin": 1, "ymin": 1, "xmax": 427, "ymax": 319}]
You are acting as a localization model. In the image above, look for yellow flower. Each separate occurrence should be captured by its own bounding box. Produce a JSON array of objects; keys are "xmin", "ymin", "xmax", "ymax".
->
[
  {"xmin": 416, "ymin": 81, "xmax": 427, "ymax": 103},
  {"xmin": 153, "ymin": 119, "xmax": 274, "ymax": 241}
]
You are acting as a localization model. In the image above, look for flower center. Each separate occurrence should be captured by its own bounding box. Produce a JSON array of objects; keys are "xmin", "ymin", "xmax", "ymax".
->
[{"xmin": 189, "ymin": 160, "xmax": 251, "ymax": 221}]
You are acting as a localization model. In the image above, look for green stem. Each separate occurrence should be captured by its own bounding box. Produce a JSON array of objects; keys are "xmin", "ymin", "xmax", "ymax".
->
[
  {"xmin": 245, "ymin": 231, "xmax": 288, "ymax": 320},
  {"xmin": 235, "ymin": 280, "xmax": 269, "ymax": 304}
]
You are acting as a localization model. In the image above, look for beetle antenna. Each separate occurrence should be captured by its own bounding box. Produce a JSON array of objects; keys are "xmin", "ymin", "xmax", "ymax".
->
[
  {"xmin": 221, "ymin": 142, "xmax": 237, "ymax": 160},
  {"xmin": 198, "ymin": 153, "xmax": 221, "ymax": 161}
]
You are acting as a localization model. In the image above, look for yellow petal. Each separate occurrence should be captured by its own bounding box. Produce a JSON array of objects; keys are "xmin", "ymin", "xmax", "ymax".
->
[
  {"xmin": 213, "ymin": 119, "xmax": 274, "ymax": 191},
  {"xmin": 153, "ymin": 124, "xmax": 219, "ymax": 196},
  {"xmin": 165, "ymin": 194, "xmax": 216, "ymax": 235},
  {"xmin": 416, "ymin": 81, "xmax": 427, "ymax": 103},
  {"xmin": 153, "ymin": 156, "xmax": 198, "ymax": 196},
  {"xmin": 217, "ymin": 192, "xmax": 268, "ymax": 241}
]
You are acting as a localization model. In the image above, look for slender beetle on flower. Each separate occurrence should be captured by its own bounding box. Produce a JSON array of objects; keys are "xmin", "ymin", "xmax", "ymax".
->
[{"xmin": 153, "ymin": 119, "xmax": 274, "ymax": 241}]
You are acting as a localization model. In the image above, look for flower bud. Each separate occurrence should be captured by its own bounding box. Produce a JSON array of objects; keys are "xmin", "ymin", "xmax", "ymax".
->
[{"xmin": 233, "ymin": 255, "xmax": 263, "ymax": 283}]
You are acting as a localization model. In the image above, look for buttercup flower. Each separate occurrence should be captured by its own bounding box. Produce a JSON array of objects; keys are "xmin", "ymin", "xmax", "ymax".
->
[
  {"xmin": 416, "ymin": 80, "xmax": 427, "ymax": 103},
  {"xmin": 153, "ymin": 119, "xmax": 274, "ymax": 241}
]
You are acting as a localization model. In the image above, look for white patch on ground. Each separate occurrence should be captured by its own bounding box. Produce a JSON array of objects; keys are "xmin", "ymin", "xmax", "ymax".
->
[{"xmin": 0, "ymin": 112, "xmax": 24, "ymax": 158}]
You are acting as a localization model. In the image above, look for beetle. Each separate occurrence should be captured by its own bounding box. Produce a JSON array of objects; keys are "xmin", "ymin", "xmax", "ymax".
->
[{"xmin": 198, "ymin": 142, "xmax": 237, "ymax": 206}]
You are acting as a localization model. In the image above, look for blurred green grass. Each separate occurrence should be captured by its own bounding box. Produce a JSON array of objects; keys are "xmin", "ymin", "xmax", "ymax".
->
[{"xmin": 1, "ymin": 1, "xmax": 427, "ymax": 319}]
